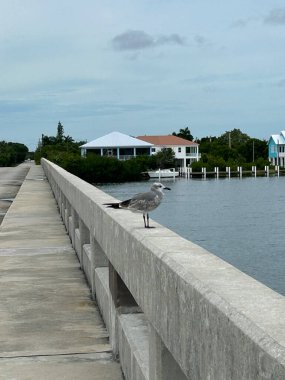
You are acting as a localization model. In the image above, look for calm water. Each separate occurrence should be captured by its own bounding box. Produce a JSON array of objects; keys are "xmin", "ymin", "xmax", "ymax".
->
[{"xmin": 98, "ymin": 177, "xmax": 285, "ymax": 296}]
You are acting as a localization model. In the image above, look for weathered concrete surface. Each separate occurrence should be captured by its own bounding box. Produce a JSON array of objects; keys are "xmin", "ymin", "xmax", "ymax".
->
[
  {"xmin": 42, "ymin": 158, "xmax": 285, "ymax": 380},
  {"xmin": 0, "ymin": 165, "xmax": 123, "ymax": 379},
  {"xmin": 0, "ymin": 164, "xmax": 30, "ymax": 224},
  {"xmin": 0, "ymin": 353, "xmax": 122, "ymax": 380},
  {"xmin": 118, "ymin": 314, "xmax": 149, "ymax": 380}
]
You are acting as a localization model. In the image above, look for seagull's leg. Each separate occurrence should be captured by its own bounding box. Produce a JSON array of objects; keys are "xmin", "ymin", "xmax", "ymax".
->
[{"xmin": 144, "ymin": 213, "xmax": 153, "ymax": 228}]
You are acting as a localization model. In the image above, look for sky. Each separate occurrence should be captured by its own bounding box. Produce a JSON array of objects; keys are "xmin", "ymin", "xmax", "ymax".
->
[{"xmin": 1, "ymin": 1, "xmax": 285, "ymax": 151}]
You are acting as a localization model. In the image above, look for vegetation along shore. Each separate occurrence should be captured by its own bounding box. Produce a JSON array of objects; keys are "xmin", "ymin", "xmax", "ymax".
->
[{"xmin": 1, "ymin": 122, "xmax": 269, "ymax": 183}]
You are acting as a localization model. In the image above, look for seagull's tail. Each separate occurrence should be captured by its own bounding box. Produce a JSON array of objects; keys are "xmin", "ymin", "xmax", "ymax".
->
[{"xmin": 104, "ymin": 202, "xmax": 120, "ymax": 209}]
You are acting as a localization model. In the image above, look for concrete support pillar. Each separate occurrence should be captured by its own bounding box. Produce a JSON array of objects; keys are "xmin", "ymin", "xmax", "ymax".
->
[
  {"xmin": 149, "ymin": 324, "xmax": 188, "ymax": 380},
  {"xmin": 55, "ymin": 182, "xmax": 58, "ymax": 202},
  {"xmin": 64, "ymin": 199, "xmax": 71, "ymax": 232},
  {"xmin": 78, "ymin": 220, "xmax": 90, "ymax": 267},
  {"xmin": 90, "ymin": 234, "xmax": 108, "ymax": 298},
  {"xmin": 69, "ymin": 208, "xmax": 78, "ymax": 247},
  {"xmin": 58, "ymin": 191, "xmax": 64, "ymax": 218}
]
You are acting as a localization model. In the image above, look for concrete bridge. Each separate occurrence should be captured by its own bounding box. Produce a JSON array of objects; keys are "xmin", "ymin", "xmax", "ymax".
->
[
  {"xmin": 0, "ymin": 163, "xmax": 122, "ymax": 379},
  {"xmin": 1, "ymin": 159, "xmax": 285, "ymax": 379}
]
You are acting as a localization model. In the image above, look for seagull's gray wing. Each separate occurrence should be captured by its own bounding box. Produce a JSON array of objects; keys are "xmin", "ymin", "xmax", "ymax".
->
[{"xmin": 121, "ymin": 190, "xmax": 161, "ymax": 213}]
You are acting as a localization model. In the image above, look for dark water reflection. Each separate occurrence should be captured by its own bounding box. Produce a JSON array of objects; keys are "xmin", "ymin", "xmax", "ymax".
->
[{"xmin": 98, "ymin": 177, "xmax": 285, "ymax": 296}]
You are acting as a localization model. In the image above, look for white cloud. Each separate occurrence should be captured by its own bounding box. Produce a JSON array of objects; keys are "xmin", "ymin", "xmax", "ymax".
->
[{"xmin": 264, "ymin": 8, "xmax": 285, "ymax": 25}]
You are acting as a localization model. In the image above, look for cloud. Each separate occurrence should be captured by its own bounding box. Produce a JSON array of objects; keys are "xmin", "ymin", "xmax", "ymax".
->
[
  {"xmin": 264, "ymin": 8, "xmax": 285, "ymax": 25},
  {"xmin": 231, "ymin": 19, "xmax": 250, "ymax": 28},
  {"xmin": 157, "ymin": 34, "xmax": 185, "ymax": 46},
  {"xmin": 230, "ymin": 16, "xmax": 261, "ymax": 29},
  {"xmin": 112, "ymin": 30, "xmax": 185, "ymax": 51},
  {"xmin": 277, "ymin": 79, "xmax": 285, "ymax": 87},
  {"xmin": 193, "ymin": 34, "xmax": 209, "ymax": 46},
  {"xmin": 230, "ymin": 9, "xmax": 285, "ymax": 28}
]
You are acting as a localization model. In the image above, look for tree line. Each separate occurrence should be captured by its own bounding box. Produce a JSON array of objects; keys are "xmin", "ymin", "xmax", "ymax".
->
[
  {"xmin": 34, "ymin": 122, "xmax": 269, "ymax": 182},
  {"xmin": 0, "ymin": 141, "xmax": 29, "ymax": 166},
  {"xmin": 172, "ymin": 127, "xmax": 269, "ymax": 170},
  {"xmin": 35, "ymin": 122, "xmax": 170, "ymax": 182}
]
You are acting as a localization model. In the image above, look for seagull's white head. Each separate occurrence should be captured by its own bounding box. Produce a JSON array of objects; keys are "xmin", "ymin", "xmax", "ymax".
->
[{"xmin": 151, "ymin": 182, "xmax": 171, "ymax": 192}]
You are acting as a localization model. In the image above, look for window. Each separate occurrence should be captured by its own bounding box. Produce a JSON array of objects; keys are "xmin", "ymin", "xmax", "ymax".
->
[
  {"xmin": 87, "ymin": 149, "xmax": 101, "ymax": 156},
  {"xmin": 152, "ymin": 148, "xmax": 156, "ymax": 153},
  {"xmin": 136, "ymin": 148, "xmax": 150, "ymax": 156},
  {"xmin": 178, "ymin": 147, "xmax": 181, "ymax": 153},
  {"xmin": 120, "ymin": 148, "xmax": 134, "ymax": 156},
  {"xmin": 186, "ymin": 147, "xmax": 196, "ymax": 154}
]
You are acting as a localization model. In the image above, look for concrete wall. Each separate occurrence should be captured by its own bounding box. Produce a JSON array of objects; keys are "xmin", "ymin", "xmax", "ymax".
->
[{"xmin": 41, "ymin": 158, "xmax": 285, "ymax": 380}]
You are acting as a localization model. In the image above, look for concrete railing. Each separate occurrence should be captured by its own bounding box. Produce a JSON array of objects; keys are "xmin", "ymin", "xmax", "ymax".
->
[{"xmin": 41, "ymin": 158, "xmax": 285, "ymax": 380}]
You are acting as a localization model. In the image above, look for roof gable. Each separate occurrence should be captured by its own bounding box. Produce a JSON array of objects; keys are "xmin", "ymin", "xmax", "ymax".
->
[
  {"xmin": 81, "ymin": 132, "xmax": 153, "ymax": 148},
  {"xmin": 270, "ymin": 133, "xmax": 285, "ymax": 145},
  {"xmin": 137, "ymin": 135, "xmax": 198, "ymax": 146}
]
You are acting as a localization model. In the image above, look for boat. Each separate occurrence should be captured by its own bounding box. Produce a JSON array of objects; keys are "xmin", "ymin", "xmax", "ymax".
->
[{"xmin": 147, "ymin": 168, "xmax": 179, "ymax": 179}]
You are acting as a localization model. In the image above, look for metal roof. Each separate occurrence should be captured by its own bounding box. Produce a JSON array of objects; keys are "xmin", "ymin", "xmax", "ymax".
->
[
  {"xmin": 80, "ymin": 131, "xmax": 153, "ymax": 149},
  {"xmin": 270, "ymin": 132, "xmax": 285, "ymax": 144}
]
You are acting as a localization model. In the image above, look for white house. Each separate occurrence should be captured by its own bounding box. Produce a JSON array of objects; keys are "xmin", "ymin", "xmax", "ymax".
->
[
  {"xmin": 80, "ymin": 131, "xmax": 153, "ymax": 160},
  {"xmin": 136, "ymin": 135, "xmax": 200, "ymax": 172}
]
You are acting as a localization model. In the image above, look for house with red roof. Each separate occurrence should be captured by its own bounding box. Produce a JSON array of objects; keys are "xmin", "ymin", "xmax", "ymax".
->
[{"xmin": 137, "ymin": 135, "xmax": 200, "ymax": 173}]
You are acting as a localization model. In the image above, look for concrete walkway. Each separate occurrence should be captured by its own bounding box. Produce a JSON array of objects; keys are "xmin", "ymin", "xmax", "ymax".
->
[
  {"xmin": 0, "ymin": 164, "xmax": 30, "ymax": 224},
  {"xmin": 0, "ymin": 165, "xmax": 123, "ymax": 379}
]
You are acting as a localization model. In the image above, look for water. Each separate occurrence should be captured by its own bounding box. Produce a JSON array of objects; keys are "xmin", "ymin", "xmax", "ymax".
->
[{"xmin": 98, "ymin": 177, "xmax": 285, "ymax": 296}]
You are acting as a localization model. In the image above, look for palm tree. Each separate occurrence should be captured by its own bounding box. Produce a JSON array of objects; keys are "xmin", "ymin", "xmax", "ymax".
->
[{"xmin": 172, "ymin": 127, "xmax": 193, "ymax": 141}]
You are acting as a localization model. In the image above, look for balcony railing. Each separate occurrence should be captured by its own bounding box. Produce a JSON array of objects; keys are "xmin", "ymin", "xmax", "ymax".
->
[{"xmin": 186, "ymin": 153, "xmax": 201, "ymax": 158}]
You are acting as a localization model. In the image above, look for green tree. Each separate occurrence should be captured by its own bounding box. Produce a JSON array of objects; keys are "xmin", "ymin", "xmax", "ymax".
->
[
  {"xmin": 154, "ymin": 148, "xmax": 175, "ymax": 168},
  {"xmin": 64, "ymin": 135, "xmax": 74, "ymax": 143},
  {"xmin": 0, "ymin": 141, "xmax": 28, "ymax": 166},
  {"xmin": 197, "ymin": 129, "xmax": 268, "ymax": 169},
  {"xmin": 41, "ymin": 134, "xmax": 57, "ymax": 146},
  {"xmin": 240, "ymin": 138, "xmax": 268, "ymax": 163},
  {"xmin": 172, "ymin": 127, "xmax": 193, "ymax": 141},
  {"xmin": 218, "ymin": 129, "xmax": 250, "ymax": 147},
  {"xmin": 35, "ymin": 123, "xmax": 81, "ymax": 164},
  {"xmin": 56, "ymin": 121, "xmax": 64, "ymax": 143}
]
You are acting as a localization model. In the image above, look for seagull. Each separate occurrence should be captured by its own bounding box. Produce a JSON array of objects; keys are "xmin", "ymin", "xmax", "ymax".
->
[{"xmin": 104, "ymin": 182, "xmax": 171, "ymax": 228}]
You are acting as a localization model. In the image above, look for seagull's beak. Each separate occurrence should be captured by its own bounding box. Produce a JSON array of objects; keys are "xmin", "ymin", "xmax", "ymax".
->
[{"xmin": 164, "ymin": 187, "xmax": 171, "ymax": 190}]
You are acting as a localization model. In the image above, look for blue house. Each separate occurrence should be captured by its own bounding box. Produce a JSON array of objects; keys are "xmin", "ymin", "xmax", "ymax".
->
[{"xmin": 268, "ymin": 131, "xmax": 285, "ymax": 167}]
